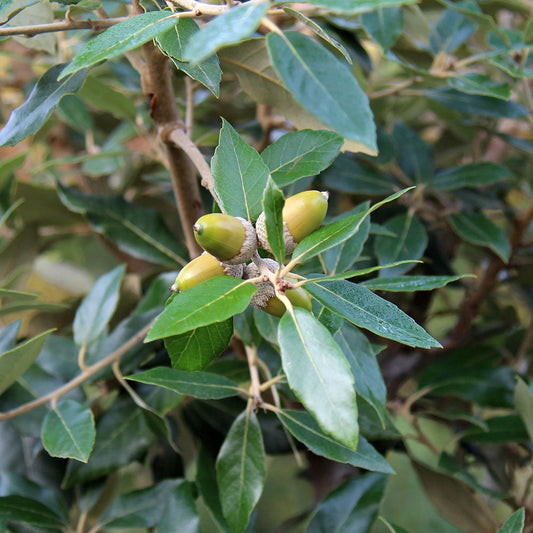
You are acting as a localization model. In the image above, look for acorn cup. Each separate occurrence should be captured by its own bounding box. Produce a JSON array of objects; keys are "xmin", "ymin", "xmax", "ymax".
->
[
  {"xmin": 193, "ymin": 213, "xmax": 257, "ymax": 265},
  {"xmin": 170, "ymin": 252, "xmax": 244, "ymax": 292},
  {"xmin": 243, "ymin": 259, "xmax": 312, "ymax": 317},
  {"xmin": 255, "ymin": 190, "xmax": 329, "ymax": 255}
]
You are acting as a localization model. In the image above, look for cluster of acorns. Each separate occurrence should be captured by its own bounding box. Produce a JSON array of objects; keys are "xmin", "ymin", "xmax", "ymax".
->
[{"xmin": 170, "ymin": 190, "xmax": 329, "ymax": 317}]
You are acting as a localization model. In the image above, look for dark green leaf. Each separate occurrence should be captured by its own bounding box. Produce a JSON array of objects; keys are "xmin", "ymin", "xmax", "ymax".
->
[
  {"xmin": 432, "ymin": 162, "xmax": 514, "ymax": 191},
  {"xmin": 463, "ymin": 415, "xmax": 528, "ymax": 443},
  {"xmin": 0, "ymin": 329, "xmax": 54, "ymax": 395},
  {"xmin": 306, "ymin": 280, "xmax": 441, "ymax": 348},
  {"xmin": 57, "ymin": 183, "xmax": 187, "ymax": 266},
  {"xmin": 261, "ymin": 130, "xmax": 343, "ymax": 187},
  {"xmin": 378, "ymin": 517, "xmax": 412, "ymax": 533},
  {"xmin": 374, "ymin": 214, "xmax": 428, "ymax": 278},
  {"xmin": 429, "ymin": 7, "xmax": 476, "ymax": 54},
  {"xmin": 41, "ymin": 400, "xmax": 96, "ymax": 463},
  {"xmin": 211, "ymin": 119, "xmax": 271, "ymax": 221},
  {"xmin": 78, "ymin": 76, "xmax": 136, "ymax": 119},
  {"xmin": 278, "ymin": 309, "xmax": 358, "ymax": 448},
  {"xmin": 361, "ymin": 7, "xmax": 403, "ymax": 49},
  {"xmin": 0, "ymin": 320, "xmax": 20, "ymax": 354},
  {"xmin": 63, "ymin": 398, "xmax": 154, "ymax": 487},
  {"xmin": 448, "ymin": 73, "xmax": 511, "ymax": 100},
  {"xmin": 59, "ymin": 11, "xmax": 180, "ymax": 79},
  {"xmin": 183, "ymin": 2, "xmax": 268, "ymax": 65},
  {"xmin": 393, "ymin": 123, "xmax": 434, "ymax": 183},
  {"xmin": 335, "ymin": 324, "xmax": 387, "ymax": 426},
  {"xmin": 0, "ymin": 496, "xmax": 65, "ymax": 529},
  {"xmin": 0, "ymin": 64, "xmax": 86, "ymax": 147},
  {"xmin": 362, "ymin": 274, "xmax": 472, "ymax": 292},
  {"xmin": 145, "ymin": 277, "xmax": 256, "ymax": 341},
  {"xmin": 283, "ymin": 0, "xmax": 418, "ymax": 15},
  {"xmin": 426, "ymin": 88, "xmax": 528, "ymax": 118},
  {"xmin": 126, "ymin": 367, "xmax": 241, "ymax": 399},
  {"xmin": 165, "ymin": 319, "xmax": 233, "ymax": 371},
  {"xmin": 515, "ymin": 378, "xmax": 533, "ymax": 442},
  {"xmin": 216, "ymin": 411, "xmax": 266, "ymax": 533},
  {"xmin": 320, "ymin": 153, "xmax": 395, "ymax": 195},
  {"xmin": 307, "ymin": 472, "xmax": 388, "ymax": 532},
  {"xmin": 448, "ymin": 212, "xmax": 511, "ymax": 262},
  {"xmin": 498, "ymin": 509, "xmax": 525, "ymax": 533},
  {"xmin": 277, "ymin": 409, "xmax": 393, "ymax": 473},
  {"xmin": 156, "ymin": 18, "xmax": 221, "ymax": 96},
  {"xmin": 261, "ymin": 177, "xmax": 285, "ymax": 263},
  {"xmin": 267, "ymin": 32, "xmax": 376, "ymax": 153},
  {"xmin": 158, "ymin": 481, "xmax": 200, "ymax": 533},
  {"xmin": 73, "ymin": 264, "xmax": 125, "ymax": 348}
]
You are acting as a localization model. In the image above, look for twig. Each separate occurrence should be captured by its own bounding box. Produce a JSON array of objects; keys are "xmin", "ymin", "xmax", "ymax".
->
[
  {"xmin": 245, "ymin": 344, "xmax": 263, "ymax": 409},
  {"xmin": 0, "ymin": 17, "xmax": 124, "ymax": 37},
  {"xmin": 168, "ymin": 0, "xmax": 229, "ymax": 16},
  {"xmin": 0, "ymin": 320, "xmax": 155, "ymax": 421},
  {"xmin": 184, "ymin": 77, "xmax": 195, "ymax": 139}
]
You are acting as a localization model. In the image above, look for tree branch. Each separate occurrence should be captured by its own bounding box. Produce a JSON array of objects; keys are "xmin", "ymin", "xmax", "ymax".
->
[{"xmin": 0, "ymin": 17, "xmax": 124, "ymax": 37}]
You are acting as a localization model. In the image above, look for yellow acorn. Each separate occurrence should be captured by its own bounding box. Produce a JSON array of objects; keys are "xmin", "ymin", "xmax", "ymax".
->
[
  {"xmin": 256, "ymin": 190, "xmax": 329, "ymax": 255},
  {"xmin": 243, "ymin": 260, "xmax": 312, "ymax": 317},
  {"xmin": 170, "ymin": 252, "xmax": 244, "ymax": 292},
  {"xmin": 193, "ymin": 213, "xmax": 257, "ymax": 265}
]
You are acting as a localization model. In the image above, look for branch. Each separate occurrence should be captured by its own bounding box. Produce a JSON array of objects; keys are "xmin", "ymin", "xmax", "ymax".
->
[
  {"xmin": 0, "ymin": 319, "xmax": 155, "ymax": 421},
  {"xmin": 0, "ymin": 17, "xmax": 124, "ymax": 37},
  {"xmin": 168, "ymin": 0, "xmax": 229, "ymax": 16}
]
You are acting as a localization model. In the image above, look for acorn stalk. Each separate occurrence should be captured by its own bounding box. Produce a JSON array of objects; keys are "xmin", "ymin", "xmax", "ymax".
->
[
  {"xmin": 170, "ymin": 252, "xmax": 243, "ymax": 292},
  {"xmin": 193, "ymin": 213, "xmax": 257, "ymax": 265}
]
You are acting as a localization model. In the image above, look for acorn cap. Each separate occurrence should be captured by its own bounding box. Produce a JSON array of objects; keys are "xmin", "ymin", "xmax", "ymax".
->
[
  {"xmin": 194, "ymin": 213, "xmax": 257, "ymax": 265},
  {"xmin": 170, "ymin": 252, "xmax": 243, "ymax": 292},
  {"xmin": 255, "ymin": 190, "xmax": 328, "ymax": 255}
]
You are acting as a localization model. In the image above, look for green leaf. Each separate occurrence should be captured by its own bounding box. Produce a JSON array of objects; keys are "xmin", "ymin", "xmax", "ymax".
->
[
  {"xmin": 431, "ymin": 162, "xmax": 514, "ymax": 191},
  {"xmin": 211, "ymin": 119, "xmax": 271, "ymax": 221},
  {"xmin": 63, "ymin": 398, "xmax": 155, "ymax": 487},
  {"xmin": 158, "ymin": 481, "xmax": 200, "ymax": 533},
  {"xmin": 0, "ymin": 288, "xmax": 37, "ymax": 302},
  {"xmin": 426, "ymin": 88, "xmax": 528, "ymax": 118},
  {"xmin": 78, "ymin": 76, "xmax": 136, "ymax": 119},
  {"xmin": 0, "ymin": 320, "xmax": 20, "ymax": 354},
  {"xmin": 261, "ymin": 129, "xmax": 343, "ymax": 187},
  {"xmin": 197, "ymin": 446, "xmax": 231, "ymax": 533},
  {"xmin": 320, "ymin": 153, "xmax": 395, "ymax": 196},
  {"xmin": 73, "ymin": 264, "xmax": 125, "ymax": 348},
  {"xmin": 448, "ymin": 212, "xmax": 511, "ymax": 262},
  {"xmin": 267, "ymin": 32, "xmax": 376, "ymax": 153},
  {"xmin": 378, "ymin": 517, "xmax": 412, "ymax": 533},
  {"xmin": 306, "ymin": 280, "xmax": 441, "ymax": 348},
  {"xmin": 335, "ymin": 324, "xmax": 387, "ymax": 426},
  {"xmin": 0, "ymin": 496, "xmax": 66, "ymax": 529},
  {"xmin": 41, "ymin": 399, "xmax": 96, "ymax": 463},
  {"xmin": 362, "ymin": 274, "xmax": 473, "ymax": 292},
  {"xmin": 463, "ymin": 415, "xmax": 528, "ymax": 443},
  {"xmin": 374, "ymin": 214, "xmax": 428, "ymax": 278},
  {"xmin": 514, "ymin": 379, "xmax": 533, "ymax": 443},
  {"xmin": 278, "ymin": 308, "xmax": 358, "ymax": 448},
  {"xmin": 429, "ymin": 6, "xmax": 476, "ymax": 55},
  {"xmin": 283, "ymin": 0, "xmax": 418, "ymax": 15},
  {"xmin": 292, "ymin": 188, "xmax": 412, "ymax": 264},
  {"xmin": 307, "ymin": 473, "xmax": 388, "ymax": 532},
  {"xmin": 57, "ymin": 182, "xmax": 187, "ymax": 266},
  {"xmin": 277, "ymin": 409, "xmax": 393, "ymax": 473},
  {"xmin": 448, "ymin": 73, "xmax": 511, "ymax": 100},
  {"xmin": 361, "ymin": 7, "xmax": 403, "ymax": 49},
  {"xmin": 0, "ymin": 63, "xmax": 86, "ymax": 147},
  {"xmin": 183, "ymin": 2, "xmax": 268, "ymax": 65},
  {"xmin": 261, "ymin": 177, "xmax": 285, "ymax": 263},
  {"xmin": 126, "ymin": 367, "xmax": 241, "ymax": 399},
  {"xmin": 393, "ymin": 123, "xmax": 434, "ymax": 183},
  {"xmin": 0, "ymin": 329, "xmax": 53, "ymax": 395},
  {"xmin": 156, "ymin": 18, "xmax": 221, "ymax": 96},
  {"xmin": 216, "ymin": 411, "xmax": 266, "ymax": 533},
  {"xmin": 498, "ymin": 509, "xmax": 525, "ymax": 533},
  {"xmin": 59, "ymin": 11, "xmax": 180, "ymax": 79},
  {"xmin": 146, "ymin": 277, "xmax": 256, "ymax": 341},
  {"xmin": 165, "ymin": 319, "xmax": 233, "ymax": 371}
]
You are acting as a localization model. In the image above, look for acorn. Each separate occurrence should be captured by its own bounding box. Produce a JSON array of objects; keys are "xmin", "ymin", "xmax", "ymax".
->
[
  {"xmin": 170, "ymin": 252, "xmax": 244, "ymax": 292},
  {"xmin": 243, "ymin": 260, "xmax": 312, "ymax": 317},
  {"xmin": 193, "ymin": 213, "xmax": 257, "ymax": 265},
  {"xmin": 256, "ymin": 190, "xmax": 329, "ymax": 255}
]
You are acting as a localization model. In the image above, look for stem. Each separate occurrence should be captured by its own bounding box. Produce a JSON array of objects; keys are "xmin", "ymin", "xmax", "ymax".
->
[
  {"xmin": 169, "ymin": 0, "xmax": 229, "ymax": 16},
  {"xmin": 0, "ymin": 320, "xmax": 155, "ymax": 421},
  {"xmin": 245, "ymin": 344, "xmax": 262, "ymax": 409},
  {"xmin": 0, "ymin": 17, "xmax": 124, "ymax": 37},
  {"xmin": 78, "ymin": 344, "xmax": 88, "ymax": 371}
]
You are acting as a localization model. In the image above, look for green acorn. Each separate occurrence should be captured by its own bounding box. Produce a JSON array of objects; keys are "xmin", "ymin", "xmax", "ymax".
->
[
  {"xmin": 243, "ymin": 260, "xmax": 312, "ymax": 317},
  {"xmin": 170, "ymin": 252, "xmax": 243, "ymax": 292},
  {"xmin": 256, "ymin": 190, "xmax": 329, "ymax": 255},
  {"xmin": 193, "ymin": 213, "xmax": 257, "ymax": 265}
]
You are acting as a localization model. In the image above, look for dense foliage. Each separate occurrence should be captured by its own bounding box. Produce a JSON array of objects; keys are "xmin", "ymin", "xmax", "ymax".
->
[{"xmin": 0, "ymin": 0, "xmax": 532, "ymax": 531}]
